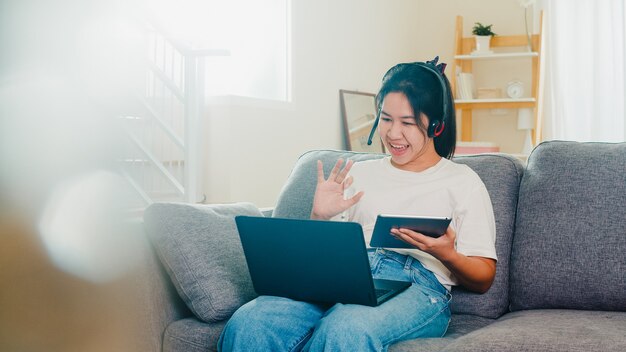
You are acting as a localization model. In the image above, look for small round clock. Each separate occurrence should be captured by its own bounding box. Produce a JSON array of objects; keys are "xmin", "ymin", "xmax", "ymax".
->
[{"xmin": 506, "ymin": 80, "xmax": 524, "ymax": 99}]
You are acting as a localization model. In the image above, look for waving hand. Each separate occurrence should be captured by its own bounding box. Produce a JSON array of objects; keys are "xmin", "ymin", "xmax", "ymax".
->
[{"xmin": 310, "ymin": 159, "xmax": 364, "ymax": 220}]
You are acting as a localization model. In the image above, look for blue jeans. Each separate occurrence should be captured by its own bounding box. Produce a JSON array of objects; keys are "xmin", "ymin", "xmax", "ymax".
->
[{"xmin": 218, "ymin": 248, "xmax": 451, "ymax": 352}]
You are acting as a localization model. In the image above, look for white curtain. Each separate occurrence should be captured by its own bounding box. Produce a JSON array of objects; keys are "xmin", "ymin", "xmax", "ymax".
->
[{"xmin": 539, "ymin": 0, "xmax": 626, "ymax": 142}]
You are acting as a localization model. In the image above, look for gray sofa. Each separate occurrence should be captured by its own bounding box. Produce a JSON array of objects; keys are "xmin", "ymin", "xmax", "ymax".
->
[{"xmin": 140, "ymin": 140, "xmax": 626, "ymax": 351}]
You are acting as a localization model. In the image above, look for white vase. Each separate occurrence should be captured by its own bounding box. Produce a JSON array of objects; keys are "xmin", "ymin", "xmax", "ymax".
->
[{"xmin": 474, "ymin": 35, "xmax": 492, "ymax": 54}]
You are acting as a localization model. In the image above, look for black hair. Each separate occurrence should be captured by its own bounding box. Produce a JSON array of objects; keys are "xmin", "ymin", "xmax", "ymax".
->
[{"xmin": 376, "ymin": 62, "xmax": 456, "ymax": 159}]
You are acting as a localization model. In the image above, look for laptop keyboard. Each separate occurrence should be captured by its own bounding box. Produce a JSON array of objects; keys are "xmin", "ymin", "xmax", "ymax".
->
[{"xmin": 375, "ymin": 288, "xmax": 392, "ymax": 298}]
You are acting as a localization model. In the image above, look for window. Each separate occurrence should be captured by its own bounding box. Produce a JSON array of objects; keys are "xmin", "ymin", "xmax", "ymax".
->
[{"xmin": 149, "ymin": 0, "xmax": 291, "ymax": 102}]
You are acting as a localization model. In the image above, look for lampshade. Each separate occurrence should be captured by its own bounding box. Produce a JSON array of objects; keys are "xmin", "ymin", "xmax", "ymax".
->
[{"xmin": 517, "ymin": 108, "xmax": 534, "ymax": 130}]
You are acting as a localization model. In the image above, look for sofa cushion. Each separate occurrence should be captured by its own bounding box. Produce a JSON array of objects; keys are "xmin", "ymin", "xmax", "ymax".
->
[
  {"xmin": 450, "ymin": 154, "xmax": 524, "ymax": 319},
  {"xmin": 274, "ymin": 150, "xmax": 524, "ymax": 319},
  {"xmin": 389, "ymin": 314, "xmax": 495, "ymax": 352},
  {"xmin": 163, "ymin": 314, "xmax": 496, "ymax": 352},
  {"xmin": 144, "ymin": 202, "xmax": 261, "ymax": 323},
  {"xmin": 510, "ymin": 141, "xmax": 626, "ymax": 311},
  {"xmin": 163, "ymin": 318, "xmax": 226, "ymax": 352},
  {"xmin": 440, "ymin": 310, "xmax": 626, "ymax": 352}
]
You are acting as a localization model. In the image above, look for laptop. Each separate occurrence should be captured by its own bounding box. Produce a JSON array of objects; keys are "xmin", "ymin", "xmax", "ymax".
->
[{"xmin": 235, "ymin": 216, "xmax": 411, "ymax": 307}]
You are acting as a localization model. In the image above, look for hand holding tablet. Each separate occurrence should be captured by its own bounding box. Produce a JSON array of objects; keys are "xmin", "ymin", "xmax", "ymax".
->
[{"xmin": 369, "ymin": 214, "xmax": 451, "ymax": 249}]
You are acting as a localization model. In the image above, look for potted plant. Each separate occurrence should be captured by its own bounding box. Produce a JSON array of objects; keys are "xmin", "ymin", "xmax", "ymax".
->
[{"xmin": 472, "ymin": 22, "xmax": 496, "ymax": 54}]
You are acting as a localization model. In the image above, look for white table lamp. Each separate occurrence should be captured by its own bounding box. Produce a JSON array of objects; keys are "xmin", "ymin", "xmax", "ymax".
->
[{"xmin": 517, "ymin": 108, "xmax": 534, "ymax": 155}]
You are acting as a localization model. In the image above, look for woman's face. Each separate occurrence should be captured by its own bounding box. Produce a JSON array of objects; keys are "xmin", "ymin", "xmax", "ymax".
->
[{"xmin": 378, "ymin": 92, "xmax": 440, "ymax": 172}]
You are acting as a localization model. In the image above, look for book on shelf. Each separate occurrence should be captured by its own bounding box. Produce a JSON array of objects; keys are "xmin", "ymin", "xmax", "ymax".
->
[
  {"xmin": 456, "ymin": 72, "xmax": 476, "ymax": 100},
  {"xmin": 455, "ymin": 141, "xmax": 499, "ymax": 155}
]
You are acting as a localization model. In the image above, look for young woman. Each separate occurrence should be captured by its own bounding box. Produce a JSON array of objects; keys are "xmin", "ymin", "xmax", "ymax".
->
[{"xmin": 219, "ymin": 58, "xmax": 497, "ymax": 352}]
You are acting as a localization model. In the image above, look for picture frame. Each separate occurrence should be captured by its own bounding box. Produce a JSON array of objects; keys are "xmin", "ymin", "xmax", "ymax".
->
[{"xmin": 339, "ymin": 89, "xmax": 385, "ymax": 153}]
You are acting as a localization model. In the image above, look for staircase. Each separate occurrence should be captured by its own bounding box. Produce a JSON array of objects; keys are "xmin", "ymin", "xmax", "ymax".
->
[{"xmin": 120, "ymin": 20, "xmax": 228, "ymax": 207}]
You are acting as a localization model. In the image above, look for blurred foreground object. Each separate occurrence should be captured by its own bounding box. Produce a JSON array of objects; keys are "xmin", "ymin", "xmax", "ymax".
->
[{"xmin": 0, "ymin": 0, "xmax": 150, "ymax": 350}]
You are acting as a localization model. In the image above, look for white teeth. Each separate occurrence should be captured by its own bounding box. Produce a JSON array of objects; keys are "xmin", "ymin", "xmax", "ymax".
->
[{"xmin": 390, "ymin": 143, "xmax": 407, "ymax": 149}]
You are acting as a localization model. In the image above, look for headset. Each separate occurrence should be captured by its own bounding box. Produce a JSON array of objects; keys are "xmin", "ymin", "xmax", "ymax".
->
[{"xmin": 367, "ymin": 58, "xmax": 449, "ymax": 145}]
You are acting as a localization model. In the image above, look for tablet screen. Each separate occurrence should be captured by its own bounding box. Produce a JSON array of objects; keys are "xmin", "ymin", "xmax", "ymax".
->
[{"xmin": 369, "ymin": 214, "xmax": 451, "ymax": 249}]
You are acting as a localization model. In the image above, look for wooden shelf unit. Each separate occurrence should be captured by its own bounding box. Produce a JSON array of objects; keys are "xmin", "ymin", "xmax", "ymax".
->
[{"xmin": 451, "ymin": 14, "xmax": 543, "ymax": 142}]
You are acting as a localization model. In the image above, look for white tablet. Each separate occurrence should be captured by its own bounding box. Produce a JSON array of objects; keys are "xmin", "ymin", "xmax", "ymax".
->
[{"xmin": 369, "ymin": 214, "xmax": 452, "ymax": 249}]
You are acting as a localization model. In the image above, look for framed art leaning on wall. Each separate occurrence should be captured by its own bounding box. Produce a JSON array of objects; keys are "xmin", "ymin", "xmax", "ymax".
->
[{"xmin": 339, "ymin": 90, "xmax": 385, "ymax": 153}]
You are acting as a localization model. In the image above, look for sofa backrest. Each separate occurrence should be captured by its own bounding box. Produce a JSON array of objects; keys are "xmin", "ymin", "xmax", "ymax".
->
[
  {"xmin": 273, "ymin": 150, "xmax": 385, "ymax": 219},
  {"xmin": 510, "ymin": 141, "xmax": 626, "ymax": 311},
  {"xmin": 450, "ymin": 154, "xmax": 524, "ymax": 318},
  {"xmin": 274, "ymin": 150, "xmax": 524, "ymax": 319}
]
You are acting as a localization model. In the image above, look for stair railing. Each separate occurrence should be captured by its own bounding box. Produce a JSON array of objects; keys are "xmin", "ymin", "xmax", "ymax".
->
[{"xmin": 122, "ymin": 19, "xmax": 228, "ymax": 205}]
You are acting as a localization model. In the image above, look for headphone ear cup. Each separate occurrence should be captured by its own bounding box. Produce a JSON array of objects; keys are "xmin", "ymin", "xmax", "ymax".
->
[
  {"xmin": 427, "ymin": 120, "xmax": 439, "ymax": 138},
  {"xmin": 434, "ymin": 121, "xmax": 445, "ymax": 137},
  {"xmin": 427, "ymin": 120, "xmax": 445, "ymax": 138}
]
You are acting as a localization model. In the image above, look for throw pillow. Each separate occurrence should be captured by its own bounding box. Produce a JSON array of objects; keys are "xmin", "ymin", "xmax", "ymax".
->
[{"xmin": 144, "ymin": 202, "xmax": 261, "ymax": 323}]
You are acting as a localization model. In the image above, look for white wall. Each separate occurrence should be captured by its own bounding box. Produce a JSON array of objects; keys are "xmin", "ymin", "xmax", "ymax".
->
[
  {"xmin": 201, "ymin": 0, "xmax": 538, "ymax": 208},
  {"xmin": 202, "ymin": 0, "xmax": 423, "ymax": 207}
]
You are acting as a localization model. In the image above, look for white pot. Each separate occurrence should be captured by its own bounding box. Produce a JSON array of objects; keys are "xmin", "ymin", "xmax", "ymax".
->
[{"xmin": 475, "ymin": 35, "xmax": 492, "ymax": 53}]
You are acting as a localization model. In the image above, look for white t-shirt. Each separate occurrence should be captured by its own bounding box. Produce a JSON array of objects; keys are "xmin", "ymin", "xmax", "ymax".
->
[{"xmin": 336, "ymin": 157, "xmax": 497, "ymax": 289}]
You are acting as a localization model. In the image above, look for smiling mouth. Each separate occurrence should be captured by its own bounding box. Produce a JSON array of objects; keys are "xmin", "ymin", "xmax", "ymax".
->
[{"xmin": 389, "ymin": 143, "xmax": 408, "ymax": 151}]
